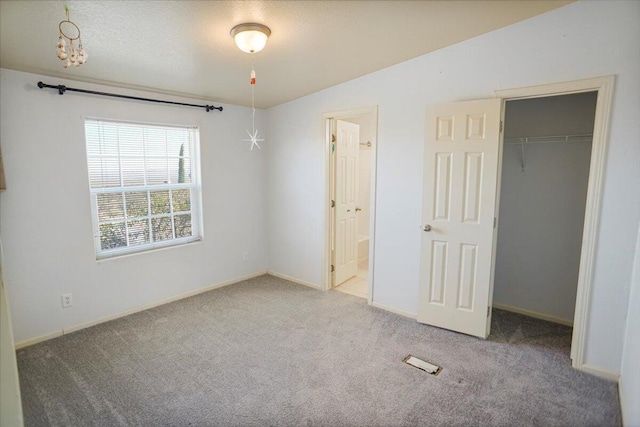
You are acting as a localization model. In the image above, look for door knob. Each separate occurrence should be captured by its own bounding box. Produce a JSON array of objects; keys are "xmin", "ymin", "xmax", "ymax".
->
[
  {"xmin": 356, "ymin": 207, "xmax": 362, "ymax": 212},
  {"xmin": 423, "ymin": 224, "xmax": 432, "ymax": 232}
]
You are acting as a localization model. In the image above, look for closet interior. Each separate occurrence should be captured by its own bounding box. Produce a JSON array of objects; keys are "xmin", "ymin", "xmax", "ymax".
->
[{"xmin": 493, "ymin": 91, "xmax": 598, "ymax": 328}]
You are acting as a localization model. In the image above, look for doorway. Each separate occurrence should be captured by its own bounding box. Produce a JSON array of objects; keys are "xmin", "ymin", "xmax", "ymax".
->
[
  {"xmin": 417, "ymin": 76, "xmax": 614, "ymax": 375},
  {"xmin": 322, "ymin": 107, "xmax": 378, "ymax": 303},
  {"xmin": 494, "ymin": 77, "xmax": 614, "ymax": 373},
  {"xmin": 493, "ymin": 92, "xmax": 597, "ymax": 332}
]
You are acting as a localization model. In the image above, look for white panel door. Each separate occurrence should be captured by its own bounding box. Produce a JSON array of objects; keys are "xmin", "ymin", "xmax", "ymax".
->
[
  {"xmin": 334, "ymin": 120, "xmax": 360, "ymax": 286},
  {"xmin": 417, "ymin": 99, "xmax": 502, "ymax": 338}
]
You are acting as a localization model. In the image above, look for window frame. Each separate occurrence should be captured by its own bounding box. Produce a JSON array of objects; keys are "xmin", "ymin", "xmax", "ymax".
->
[{"xmin": 84, "ymin": 118, "xmax": 203, "ymax": 260}]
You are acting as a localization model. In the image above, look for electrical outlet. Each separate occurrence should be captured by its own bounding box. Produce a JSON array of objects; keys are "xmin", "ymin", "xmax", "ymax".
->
[
  {"xmin": 243, "ymin": 252, "xmax": 249, "ymax": 262},
  {"xmin": 61, "ymin": 293, "xmax": 73, "ymax": 308}
]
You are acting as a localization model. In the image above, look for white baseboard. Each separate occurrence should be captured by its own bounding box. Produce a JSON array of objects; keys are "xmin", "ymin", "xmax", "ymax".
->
[
  {"xmin": 267, "ymin": 271, "xmax": 324, "ymax": 290},
  {"xmin": 492, "ymin": 303, "xmax": 573, "ymax": 326},
  {"xmin": 15, "ymin": 270, "xmax": 268, "ymax": 349},
  {"xmin": 14, "ymin": 330, "xmax": 64, "ymax": 350},
  {"xmin": 579, "ymin": 363, "xmax": 620, "ymax": 382},
  {"xmin": 370, "ymin": 301, "xmax": 417, "ymax": 319},
  {"xmin": 619, "ymin": 375, "xmax": 633, "ymax": 427}
]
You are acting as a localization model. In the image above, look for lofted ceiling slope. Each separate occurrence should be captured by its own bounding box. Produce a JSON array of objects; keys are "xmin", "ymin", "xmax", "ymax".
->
[{"xmin": 0, "ymin": 1, "xmax": 572, "ymax": 108}]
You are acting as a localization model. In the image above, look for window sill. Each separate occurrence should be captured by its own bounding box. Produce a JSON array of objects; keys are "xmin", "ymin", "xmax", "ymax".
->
[{"xmin": 95, "ymin": 238, "xmax": 203, "ymax": 263}]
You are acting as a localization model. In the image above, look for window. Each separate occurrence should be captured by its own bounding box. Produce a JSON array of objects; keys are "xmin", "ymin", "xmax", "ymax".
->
[{"xmin": 84, "ymin": 119, "xmax": 202, "ymax": 259}]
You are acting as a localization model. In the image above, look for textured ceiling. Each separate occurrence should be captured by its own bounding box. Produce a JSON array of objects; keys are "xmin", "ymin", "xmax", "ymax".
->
[{"xmin": 0, "ymin": 1, "xmax": 571, "ymax": 108}]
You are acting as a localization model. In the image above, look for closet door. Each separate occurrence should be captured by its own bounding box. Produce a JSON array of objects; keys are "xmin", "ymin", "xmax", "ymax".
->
[{"xmin": 417, "ymin": 99, "xmax": 502, "ymax": 338}]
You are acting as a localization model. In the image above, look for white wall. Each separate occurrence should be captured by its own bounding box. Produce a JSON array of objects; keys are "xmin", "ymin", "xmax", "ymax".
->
[
  {"xmin": 620, "ymin": 222, "xmax": 640, "ymax": 426},
  {"xmin": 0, "ymin": 69, "xmax": 268, "ymax": 344},
  {"xmin": 266, "ymin": 0, "xmax": 640, "ymax": 374},
  {"xmin": 493, "ymin": 93, "xmax": 596, "ymax": 323}
]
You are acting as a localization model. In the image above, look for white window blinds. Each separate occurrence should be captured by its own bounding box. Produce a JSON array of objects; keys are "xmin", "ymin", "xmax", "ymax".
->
[{"xmin": 84, "ymin": 119, "xmax": 202, "ymax": 259}]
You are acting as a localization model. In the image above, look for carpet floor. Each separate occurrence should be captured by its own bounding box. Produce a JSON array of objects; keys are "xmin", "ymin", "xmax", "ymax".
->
[{"xmin": 17, "ymin": 275, "xmax": 621, "ymax": 426}]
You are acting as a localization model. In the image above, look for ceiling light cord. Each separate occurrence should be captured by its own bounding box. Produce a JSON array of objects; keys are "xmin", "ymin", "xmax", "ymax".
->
[
  {"xmin": 251, "ymin": 60, "xmax": 256, "ymax": 133},
  {"xmin": 241, "ymin": 60, "xmax": 264, "ymax": 150}
]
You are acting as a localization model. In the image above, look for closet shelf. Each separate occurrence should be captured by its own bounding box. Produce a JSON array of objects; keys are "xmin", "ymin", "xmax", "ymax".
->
[
  {"xmin": 505, "ymin": 134, "xmax": 593, "ymax": 172},
  {"xmin": 504, "ymin": 133, "xmax": 593, "ymax": 145}
]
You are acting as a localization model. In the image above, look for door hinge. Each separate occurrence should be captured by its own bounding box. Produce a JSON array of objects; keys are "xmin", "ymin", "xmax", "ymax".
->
[
  {"xmin": 331, "ymin": 199, "xmax": 335, "ymax": 208},
  {"xmin": 331, "ymin": 134, "xmax": 336, "ymax": 143},
  {"xmin": 487, "ymin": 306, "xmax": 491, "ymax": 317},
  {"xmin": 494, "ymin": 217, "xmax": 497, "ymax": 229},
  {"xmin": 499, "ymin": 121, "xmax": 503, "ymax": 133},
  {"xmin": 331, "ymin": 264, "xmax": 335, "ymax": 273}
]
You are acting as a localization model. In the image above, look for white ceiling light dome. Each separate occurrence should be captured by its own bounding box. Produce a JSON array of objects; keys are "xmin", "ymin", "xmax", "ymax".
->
[{"xmin": 230, "ymin": 23, "xmax": 271, "ymax": 54}]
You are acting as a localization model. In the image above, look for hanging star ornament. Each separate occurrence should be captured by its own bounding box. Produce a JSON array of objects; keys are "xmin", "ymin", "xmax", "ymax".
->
[
  {"xmin": 243, "ymin": 129, "xmax": 264, "ymax": 151},
  {"xmin": 241, "ymin": 65, "xmax": 265, "ymax": 151}
]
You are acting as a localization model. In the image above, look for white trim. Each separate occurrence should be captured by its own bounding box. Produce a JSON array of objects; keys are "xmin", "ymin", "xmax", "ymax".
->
[
  {"xmin": 267, "ymin": 271, "xmax": 324, "ymax": 290},
  {"xmin": 494, "ymin": 76, "xmax": 613, "ymax": 100},
  {"xmin": 619, "ymin": 376, "xmax": 630, "ymax": 427},
  {"xmin": 492, "ymin": 303, "xmax": 573, "ymax": 327},
  {"xmin": 85, "ymin": 119, "xmax": 203, "ymax": 260},
  {"xmin": 84, "ymin": 116, "xmax": 199, "ymax": 130},
  {"xmin": 89, "ymin": 183, "xmax": 196, "ymax": 194},
  {"xmin": 0, "ymin": 242, "xmax": 24, "ymax": 425},
  {"xmin": 14, "ymin": 270, "xmax": 268, "ymax": 349},
  {"xmin": 580, "ymin": 364, "xmax": 620, "ymax": 382},
  {"xmin": 322, "ymin": 106, "xmax": 379, "ymax": 306},
  {"xmin": 487, "ymin": 100, "xmax": 508, "ymax": 337},
  {"xmin": 96, "ymin": 237, "xmax": 203, "ymax": 263},
  {"xmin": 96, "ymin": 236, "xmax": 203, "ymax": 260},
  {"xmin": 370, "ymin": 302, "xmax": 417, "ymax": 320},
  {"xmin": 494, "ymin": 75, "xmax": 615, "ymax": 372},
  {"xmin": 14, "ymin": 330, "xmax": 64, "ymax": 350}
]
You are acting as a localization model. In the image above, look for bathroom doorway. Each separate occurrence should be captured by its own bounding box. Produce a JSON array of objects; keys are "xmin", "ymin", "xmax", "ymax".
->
[{"xmin": 323, "ymin": 107, "xmax": 378, "ymax": 302}]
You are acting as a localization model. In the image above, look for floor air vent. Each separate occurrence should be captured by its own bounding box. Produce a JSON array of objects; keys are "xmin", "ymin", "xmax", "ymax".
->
[{"xmin": 403, "ymin": 355, "xmax": 442, "ymax": 376}]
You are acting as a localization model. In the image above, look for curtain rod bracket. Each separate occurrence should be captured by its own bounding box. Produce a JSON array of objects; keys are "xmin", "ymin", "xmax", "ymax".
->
[
  {"xmin": 37, "ymin": 81, "xmax": 223, "ymax": 112},
  {"xmin": 37, "ymin": 81, "xmax": 66, "ymax": 95}
]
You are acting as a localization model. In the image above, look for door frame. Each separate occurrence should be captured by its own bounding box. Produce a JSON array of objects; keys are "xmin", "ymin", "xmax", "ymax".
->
[
  {"xmin": 492, "ymin": 76, "xmax": 615, "ymax": 372},
  {"xmin": 322, "ymin": 106, "xmax": 379, "ymax": 304}
]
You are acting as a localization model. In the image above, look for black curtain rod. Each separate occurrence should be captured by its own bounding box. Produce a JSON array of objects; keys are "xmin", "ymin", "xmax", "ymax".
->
[{"xmin": 37, "ymin": 81, "xmax": 223, "ymax": 112}]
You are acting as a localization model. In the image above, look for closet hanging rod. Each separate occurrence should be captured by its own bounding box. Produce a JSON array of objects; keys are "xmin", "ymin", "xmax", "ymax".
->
[
  {"xmin": 504, "ymin": 133, "xmax": 592, "ymax": 145},
  {"xmin": 37, "ymin": 81, "xmax": 223, "ymax": 112}
]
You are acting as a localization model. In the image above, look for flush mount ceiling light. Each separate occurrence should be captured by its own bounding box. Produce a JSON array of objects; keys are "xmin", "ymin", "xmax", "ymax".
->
[{"xmin": 230, "ymin": 23, "xmax": 271, "ymax": 53}]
